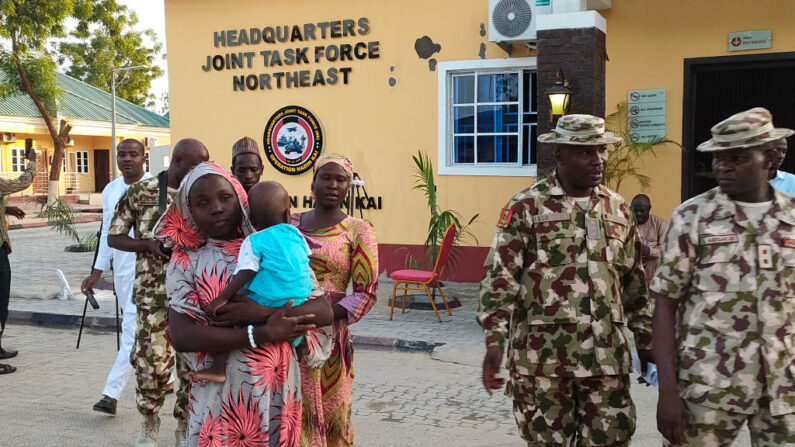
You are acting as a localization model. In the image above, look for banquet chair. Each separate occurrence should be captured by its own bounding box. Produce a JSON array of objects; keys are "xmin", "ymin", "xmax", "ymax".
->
[{"xmin": 389, "ymin": 224, "xmax": 456, "ymax": 323}]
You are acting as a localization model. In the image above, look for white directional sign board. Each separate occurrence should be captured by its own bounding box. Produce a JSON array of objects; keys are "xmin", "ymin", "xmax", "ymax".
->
[
  {"xmin": 728, "ymin": 30, "xmax": 771, "ymax": 52},
  {"xmin": 627, "ymin": 88, "xmax": 666, "ymax": 143}
]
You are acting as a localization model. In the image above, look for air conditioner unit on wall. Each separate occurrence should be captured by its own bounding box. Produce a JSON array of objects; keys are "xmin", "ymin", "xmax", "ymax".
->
[
  {"xmin": 144, "ymin": 137, "xmax": 158, "ymax": 147},
  {"xmin": 64, "ymin": 136, "xmax": 75, "ymax": 147},
  {"xmin": 488, "ymin": 0, "xmax": 552, "ymax": 43},
  {"xmin": 1, "ymin": 133, "xmax": 16, "ymax": 143}
]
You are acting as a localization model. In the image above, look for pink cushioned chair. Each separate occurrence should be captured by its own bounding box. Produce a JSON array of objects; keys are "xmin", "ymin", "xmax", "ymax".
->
[{"xmin": 389, "ymin": 224, "xmax": 456, "ymax": 323}]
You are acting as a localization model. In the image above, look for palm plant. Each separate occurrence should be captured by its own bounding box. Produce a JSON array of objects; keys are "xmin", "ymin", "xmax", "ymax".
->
[
  {"xmin": 39, "ymin": 198, "xmax": 97, "ymax": 251},
  {"xmin": 604, "ymin": 102, "xmax": 681, "ymax": 193},
  {"xmin": 408, "ymin": 150, "xmax": 478, "ymax": 272}
]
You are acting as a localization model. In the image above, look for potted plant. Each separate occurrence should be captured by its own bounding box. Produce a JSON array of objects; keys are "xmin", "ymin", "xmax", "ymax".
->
[
  {"xmin": 404, "ymin": 150, "xmax": 478, "ymax": 275},
  {"xmin": 604, "ymin": 101, "xmax": 681, "ymax": 193}
]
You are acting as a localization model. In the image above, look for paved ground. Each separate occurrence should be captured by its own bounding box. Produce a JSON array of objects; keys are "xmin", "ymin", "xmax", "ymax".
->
[
  {"xmin": 8, "ymin": 222, "xmax": 103, "ymax": 300},
  {"xmin": 8, "ymin": 200, "xmax": 101, "ymax": 230},
  {"xmin": 0, "ymin": 324, "xmax": 698, "ymax": 447}
]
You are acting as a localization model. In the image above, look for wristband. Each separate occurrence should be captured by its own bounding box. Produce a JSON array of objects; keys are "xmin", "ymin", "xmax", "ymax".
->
[{"xmin": 247, "ymin": 324, "xmax": 257, "ymax": 348}]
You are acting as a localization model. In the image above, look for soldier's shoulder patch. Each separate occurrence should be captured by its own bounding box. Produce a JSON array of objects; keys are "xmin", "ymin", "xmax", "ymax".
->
[
  {"xmin": 783, "ymin": 239, "xmax": 795, "ymax": 248},
  {"xmin": 699, "ymin": 234, "xmax": 739, "ymax": 245},
  {"xmin": 497, "ymin": 208, "xmax": 513, "ymax": 228}
]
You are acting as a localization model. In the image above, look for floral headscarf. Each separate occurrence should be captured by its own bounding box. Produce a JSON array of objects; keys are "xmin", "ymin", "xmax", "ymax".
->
[
  {"xmin": 155, "ymin": 161, "xmax": 254, "ymax": 251},
  {"xmin": 313, "ymin": 153, "xmax": 353, "ymax": 179}
]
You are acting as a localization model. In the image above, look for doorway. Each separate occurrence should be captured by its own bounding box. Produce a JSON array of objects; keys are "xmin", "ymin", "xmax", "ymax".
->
[
  {"xmin": 682, "ymin": 52, "xmax": 795, "ymax": 200},
  {"xmin": 94, "ymin": 149, "xmax": 110, "ymax": 192}
]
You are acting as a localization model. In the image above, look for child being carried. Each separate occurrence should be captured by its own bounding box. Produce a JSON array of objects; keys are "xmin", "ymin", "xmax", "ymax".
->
[{"xmin": 196, "ymin": 181, "xmax": 311, "ymax": 383}]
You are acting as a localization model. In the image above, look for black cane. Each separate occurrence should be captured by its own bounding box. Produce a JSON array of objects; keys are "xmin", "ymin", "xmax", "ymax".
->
[
  {"xmin": 76, "ymin": 223, "xmax": 102, "ymax": 349},
  {"xmin": 114, "ymin": 285, "xmax": 119, "ymax": 351}
]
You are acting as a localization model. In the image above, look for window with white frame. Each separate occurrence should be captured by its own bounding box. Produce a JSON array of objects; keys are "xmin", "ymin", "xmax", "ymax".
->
[
  {"xmin": 145, "ymin": 151, "xmax": 150, "ymax": 173},
  {"xmin": 438, "ymin": 58, "xmax": 538, "ymax": 176},
  {"xmin": 9, "ymin": 148, "xmax": 27, "ymax": 173},
  {"xmin": 76, "ymin": 151, "xmax": 89, "ymax": 173}
]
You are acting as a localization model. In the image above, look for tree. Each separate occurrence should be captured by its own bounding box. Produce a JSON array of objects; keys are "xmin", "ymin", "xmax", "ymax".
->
[
  {"xmin": 0, "ymin": 0, "xmax": 74, "ymax": 203},
  {"xmin": 0, "ymin": 0, "xmax": 162, "ymax": 203},
  {"xmin": 157, "ymin": 91, "xmax": 169, "ymax": 116},
  {"xmin": 59, "ymin": 6, "xmax": 163, "ymax": 107}
]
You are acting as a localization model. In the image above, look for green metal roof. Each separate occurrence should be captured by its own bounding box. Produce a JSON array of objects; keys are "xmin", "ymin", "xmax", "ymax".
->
[{"xmin": 0, "ymin": 72, "xmax": 169, "ymax": 128}]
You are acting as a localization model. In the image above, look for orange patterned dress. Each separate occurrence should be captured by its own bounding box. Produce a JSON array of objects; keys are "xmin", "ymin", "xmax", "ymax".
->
[{"xmin": 292, "ymin": 214, "xmax": 379, "ymax": 447}]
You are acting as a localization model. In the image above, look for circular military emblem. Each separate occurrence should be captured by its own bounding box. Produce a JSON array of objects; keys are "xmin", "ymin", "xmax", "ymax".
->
[{"xmin": 263, "ymin": 106, "xmax": 323, "ymax": 175}]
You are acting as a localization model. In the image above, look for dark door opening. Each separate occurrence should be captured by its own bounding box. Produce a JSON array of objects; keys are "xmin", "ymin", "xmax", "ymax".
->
[
  {"xmin": 682, "ymin": 52, "xmax": 795, "ymax": 200},
  {"xmin": 94, "ymin": 149, "xmax": 110, "ymax": 192}
]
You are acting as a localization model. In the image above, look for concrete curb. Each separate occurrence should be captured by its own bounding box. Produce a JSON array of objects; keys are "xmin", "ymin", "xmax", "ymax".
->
[
  {"xmin": 8, "ymin": 310, "xmax": 119, "ymax": 330},
  {"xmin": 7, "ymin": 309, "xmax": 445, "ymax": 353},
  {"xmin": 9, "ymin": 216, "xmax": 101, "ymax": 230}
]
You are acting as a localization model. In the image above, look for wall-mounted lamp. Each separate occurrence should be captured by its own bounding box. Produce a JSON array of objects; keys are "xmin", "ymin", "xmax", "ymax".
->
[{"xmin": 546, "ymin": 69, "xmax": 572, "ymax": 117}]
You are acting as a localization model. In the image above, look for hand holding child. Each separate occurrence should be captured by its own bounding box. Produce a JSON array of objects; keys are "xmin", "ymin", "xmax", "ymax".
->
[{"xmin": 206, "ymin": 296, "xmax": 229, "ymax": 320}]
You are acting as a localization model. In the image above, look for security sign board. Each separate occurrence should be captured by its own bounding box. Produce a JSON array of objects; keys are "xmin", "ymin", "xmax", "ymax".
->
[
  {"xmin": 629, "ymin": 115, "xmax": 666, "ymax": 130},
  {"xmin": 627, "ymin": 88, "xmax": 666, "ymax": 143},
  {"xmin": 263, "ymin": 105, "xmax": 323, "ymax": 175}
]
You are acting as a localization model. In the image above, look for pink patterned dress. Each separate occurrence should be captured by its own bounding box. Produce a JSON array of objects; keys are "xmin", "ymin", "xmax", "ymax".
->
[
  {"xmin": 167, "ymin": 238, "xmax": 332, "ymax": 447},
  {"xmin": 291, "ymin": 214, "xmax": 379, "ymax": 447}
]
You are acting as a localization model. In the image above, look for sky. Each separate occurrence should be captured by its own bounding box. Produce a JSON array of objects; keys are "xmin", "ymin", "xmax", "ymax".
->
[{"xmin": 119, "ymin": 0, "xmax": 169, "ymax": 113}]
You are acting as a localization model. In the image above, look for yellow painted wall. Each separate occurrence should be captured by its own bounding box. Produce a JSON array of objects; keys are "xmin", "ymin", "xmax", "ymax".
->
[
  {"xmin": 165, "ymin": 0, "xmax": 794, "ymax": 245},
  {"xmin": 0, "ymin": 129, "xmax": 171, "ymax": 195},
  {"xmin": 165, "ymin": 0, "xmax": 536, "ymax": 246},
  {"xmin": 603, "ymin": 0, "xmax": 795, "ymax": 220}
]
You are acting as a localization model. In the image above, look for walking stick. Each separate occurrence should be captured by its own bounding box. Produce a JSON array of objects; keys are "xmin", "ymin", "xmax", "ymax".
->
[{"xmin": 76, "ymin": 223, "xmax": 102, "ymax": 349}]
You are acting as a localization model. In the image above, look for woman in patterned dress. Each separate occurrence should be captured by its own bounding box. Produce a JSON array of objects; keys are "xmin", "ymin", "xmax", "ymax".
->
[
  {"xmin": 293, "ymin": 154, "xmax": 379, "ymax": 447},
  {"xmin": 156, "ymin": 162, "xmax": 333, "ymax": 447}
]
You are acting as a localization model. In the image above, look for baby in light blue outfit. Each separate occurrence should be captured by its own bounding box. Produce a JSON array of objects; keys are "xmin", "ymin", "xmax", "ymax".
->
[
  {"xmin": 196, "ymin": 182, "xmax": 312, "ymax": 383},
  {"xmin": 233, "ymin": 223, "xmax": 311, "ymax": 336}
]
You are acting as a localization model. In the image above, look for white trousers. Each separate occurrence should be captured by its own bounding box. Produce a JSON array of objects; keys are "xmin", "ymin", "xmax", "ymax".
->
[{"xmin": 101, "ymin": 268, "xmax": 136, "ymax": 400}]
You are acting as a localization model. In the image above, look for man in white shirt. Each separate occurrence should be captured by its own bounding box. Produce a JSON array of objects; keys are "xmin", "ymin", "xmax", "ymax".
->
[
  {"xmin": 81, "ymin": 139, "xmax": 150, "ymax": 415},
  {"xmin": 769, "ymin": 138, "xmax": 795, "ymax": 195}
]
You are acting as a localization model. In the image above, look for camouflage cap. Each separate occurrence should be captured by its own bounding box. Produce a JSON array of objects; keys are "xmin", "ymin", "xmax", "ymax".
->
[
  {"xmin": 697, "ymin": 107, "xmax": 794, "ymax": 152},
  {"xmin": 537, "ymin": 114, "xmax": 622, "ymax": 146},
  {"xmin": 231, "ymin": 136, "xmax": 261, "ymax": 160}
]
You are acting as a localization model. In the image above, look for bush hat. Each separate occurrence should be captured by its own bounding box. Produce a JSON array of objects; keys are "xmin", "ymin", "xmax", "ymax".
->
[
  {"xmin": 537, "ymin": 114, "xmax": 622, "ymax": 145},
  {"xmin": 697, "ymin": 107, "xmax": 794, "ymax": 152}
]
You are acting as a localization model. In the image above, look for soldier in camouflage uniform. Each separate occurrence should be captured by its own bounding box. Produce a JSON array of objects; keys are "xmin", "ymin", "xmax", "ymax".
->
[
  {"xmin": 652, "ymin": 107, "xmax": 795, "ymax": 446},
  {"xmin": 108, "ymin": 138, "xmax": 209, "ymax": 447},
  {"xmin": 478, "ymin": 114, "xmax": 653, "ymax": 446}
]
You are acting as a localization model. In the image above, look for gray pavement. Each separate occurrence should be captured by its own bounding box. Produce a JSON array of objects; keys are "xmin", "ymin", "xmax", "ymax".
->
[
  {"xmin": 0, "ymin": 324, "xmax": 685, "ymax": 447},
  {"xmin": 9, "ymin": 222, "xmax": 102, "ymax": 300}
]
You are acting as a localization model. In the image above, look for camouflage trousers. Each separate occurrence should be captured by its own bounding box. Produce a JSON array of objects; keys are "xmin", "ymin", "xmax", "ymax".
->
[
  {"xmin": 131, "ymin": 304, "xmax": 190, "ymax": 423},
  {"xmin": 511, "ymin": 374, "xmax": 635, "ymax": 447},
  {"xmin": 663, "ymin": 399, "xmax": 795, "ymax": 447}
]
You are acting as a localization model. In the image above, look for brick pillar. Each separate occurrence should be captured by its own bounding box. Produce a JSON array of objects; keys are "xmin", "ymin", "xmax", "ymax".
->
[
  {"xmin": 536, "ymin": 27, "xmax": 606, "ymax": 172},
  {"xmin": 33, "ymin": 149, "xmax": 48, "ymax": 195}
]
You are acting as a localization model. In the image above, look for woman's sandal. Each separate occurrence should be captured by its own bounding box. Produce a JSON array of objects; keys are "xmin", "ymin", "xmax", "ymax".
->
[{"xmin": 0, "ymin": 363, "xmax": 16, "ymax": 374}]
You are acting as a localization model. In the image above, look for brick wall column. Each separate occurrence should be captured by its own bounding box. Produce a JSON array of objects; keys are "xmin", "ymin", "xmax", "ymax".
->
[
  {"xmin": 33, "ymin": 149, "xmax": 49, "ymax": 195},
  {"xmin": 536, "ymin": 25, "xmax": 606, "ymax": 173}
]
